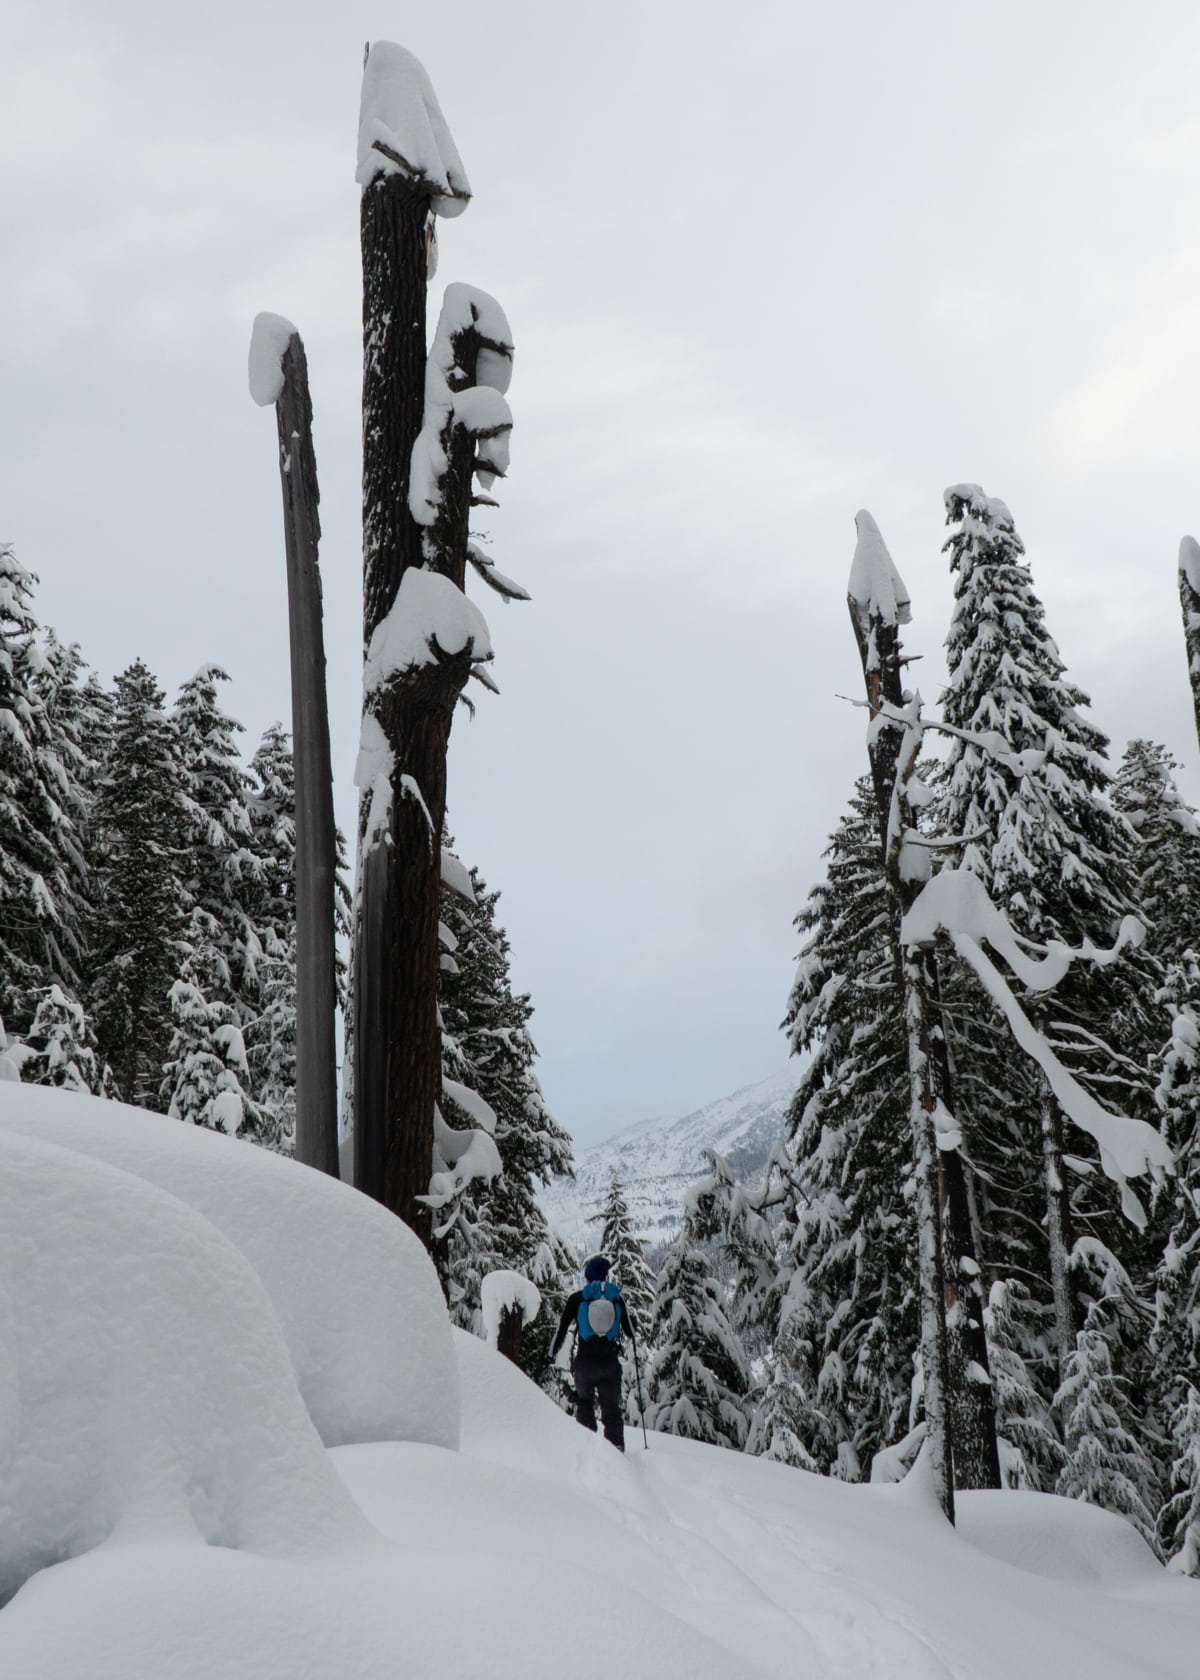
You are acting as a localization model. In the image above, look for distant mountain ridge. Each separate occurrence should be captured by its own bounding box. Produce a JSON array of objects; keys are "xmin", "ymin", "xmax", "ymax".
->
[{"xmin": 538, "ymin": 1067, "xmax": 799, "ymax": 1259}]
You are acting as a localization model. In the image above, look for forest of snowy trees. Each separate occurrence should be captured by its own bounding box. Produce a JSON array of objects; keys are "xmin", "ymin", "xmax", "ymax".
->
[
  {"xmin": 4, "ymin": 34, "xmax": 1199, "ymax": 1623},
  {"xmin": 637, "ymin": 486, "xmax": 1200, "ymax": 1575}
]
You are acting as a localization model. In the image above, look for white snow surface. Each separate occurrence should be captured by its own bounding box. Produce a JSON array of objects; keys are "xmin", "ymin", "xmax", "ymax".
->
[
  {"xmin": 1180, "ymin": 534, "xmax": 1200, "ymax": 598},
  {"xmin": 480, "ymin": 1270, "xmax": 542, "ymax": 1349},
  {"xmin": 363, "ymin": 566, "xmax": 492, "ymax": 694},
  {"xmin": 847, "ymin": 508, "xmax": 912, "ymax": 631},
  {"xmin": 356, "ymin": 41, "xmax": 470, "ymax": 214},
  {"xmin": 353, "ymin": 711, "xmax": 394, "ymax": 847},
  {"xmin": 247, "ymin": 312, "xmax": 298, "ymax": 407},
  {"xmin": 433, "ymin": 282, "xmax": 514, "ymax": 394},
  {"xmin": 0, "ymin": 1085, "xmax": 459, "ymax": 1451},
  {"xmin": 1, "ymin": 1112, "xmax": 1197, "ymax": 1678}
]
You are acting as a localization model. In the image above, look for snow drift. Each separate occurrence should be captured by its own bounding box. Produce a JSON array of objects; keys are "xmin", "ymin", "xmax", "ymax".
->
[{"xmin": 0, "ymin": 1086, "xmax": 459, "ymax": 1450}]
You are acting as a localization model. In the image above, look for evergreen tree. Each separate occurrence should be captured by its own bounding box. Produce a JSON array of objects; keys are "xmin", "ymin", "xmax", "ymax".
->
[
  {"xmin": 745, "ymin": 1320, "xmax": 821, "ymax": 1471},
  {"xmin": 591, "ymin": 1169, "xmax": 656, "ymax": 1328},
  {"xmin": 937, "ymin": 484, "xmax": 1158, "ymax": 1393},
  {"xmin": 0, "ymin": 544, "xmax": 88, "ymax": 1029},
  {"xmin": 777, "ymin": 775, "xmax": 917, "ymax": 1475},
  {"xmin": 1055, "ymin": 1317, "xmax": 1161, "ymax": 1553},
  {"xmin": 647, "ymin": 1227, "xmax": 750, "ymax": 1449},
  {"xmin": 19, "ymin": 983, "xmax": 104, "ymax": 1093},
  {"xmin": 435, "ymin": 850, "xmax": 574, "ymax": 1369},
  {"xmin": 172, "ymin": 665, "xmax": 264, "ymax": 1020},
  {"xmin": 1112, "ymin": 740, "xmax": 1200, "ymax": 972},
  {"xmin": 1161, "ymin": 1385, "xmax": 1200, "ymax": 1575},
  {"xmin": 162, "ymin": 937, "xmax": 263, "ymax": 1137},
  {"xmin": 89, "ymin": 661, "xmax": 189, "ymax": 1108},
  {"xmin": 983, "ymin": 1280, "xmax": 1064, "ymax": 1491}
]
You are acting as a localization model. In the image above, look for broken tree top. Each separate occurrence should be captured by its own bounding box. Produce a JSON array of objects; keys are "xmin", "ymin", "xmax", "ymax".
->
[
  {"xmin": 247, "ymin": 312, "xmax": 299, "ymax": 407},
  {"xmin": 356, "ymin": 41, "xmax": 471, "ymax": 213},
  {"xmin": 847, "ymin": 509, "xmax": 912, "ymax": 630}
]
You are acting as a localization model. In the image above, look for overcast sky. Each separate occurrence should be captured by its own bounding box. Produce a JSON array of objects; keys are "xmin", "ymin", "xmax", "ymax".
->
[{"xmin": 4, "ymin": 1, "xmax": 1200, "ymax": 1149}]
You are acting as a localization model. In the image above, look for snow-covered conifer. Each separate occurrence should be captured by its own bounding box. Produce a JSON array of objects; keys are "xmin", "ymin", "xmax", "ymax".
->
[
  {"xmin": 983, "ymin": 1280, "xmax": 1064, "ymax": 1491},
  {"xmin": 778, "ymin": 775, "xmax": 917, "ymax": 1474},
  {"xmin": 435, "ymin": 849, "xmax": 573, "ymax": 1368},
  {"xmin": 162, "ymin": 938, "xmax": 264, "ymax": 1138},
  {"xmin": 647, "ymin": 1229, "xmax": 750, "ymax": 1449},
  {"xmin": 1161, "ymin": 1385, "xmax": 1200, "ymax": 1575},
  {"xmin": 938, "ymin": 485, "xmax": 1158, "ymax": 1387},
  {"xmin": 1055, "ymin": 1318, "xmax": 1161, "ymax": 1552},
  {"xmin": 0, "ymin": 545, "xmax": 88, "ymax": 1029},
  {"xmin": 88, "ymin": 661, "xmax": 189, "ymax": 1108},
  {"xmin": 19, "ymin": 983, "xmax": 104, "ymax": 1093},
  {"xmin": 745, "ymin": 1322, "xmax": 821, "ymax": 1472},
  {"xmin": 591, "ymin": 1169, "xmax": 656, "ymax": 1330}
]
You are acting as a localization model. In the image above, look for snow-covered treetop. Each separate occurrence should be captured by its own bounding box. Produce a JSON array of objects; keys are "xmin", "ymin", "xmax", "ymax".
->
[
  {"xmin": 247, "ymin": 313, "xmax": 298, "ymax": 408},
  {"xmin": 944, "ymin": 483, "xmax": 1016, "ymax": 536},
  {"xmin": 1180, "ymin": 535, "xmax": 1200, "ymax": 598},
  {"xmin": 847, "ymin": 510, "xmax": 911, "ymax": 634},
  {"xmin": 356, "ymin": 42, "xmax": 471, "ymax": 214}
]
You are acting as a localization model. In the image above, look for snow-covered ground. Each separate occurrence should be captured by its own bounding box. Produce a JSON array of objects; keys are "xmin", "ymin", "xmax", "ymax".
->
[
  {"xmin": 540, "ymin": 1066, "xmax": 799, "ymax": 1255},
  {"xmin": 2, "ymin": 1085, "xmax": 1197, "ymax": 1679}
]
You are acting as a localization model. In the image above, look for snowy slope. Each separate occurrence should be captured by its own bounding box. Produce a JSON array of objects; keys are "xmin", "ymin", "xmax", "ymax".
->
[
  {"xmin": 2, "ymin": 1083, "xmax": 1199, "ymax": 1679},
  {"xmin": 540, "ymin": 1066, "xmax": 799, "ymax": 1256}
]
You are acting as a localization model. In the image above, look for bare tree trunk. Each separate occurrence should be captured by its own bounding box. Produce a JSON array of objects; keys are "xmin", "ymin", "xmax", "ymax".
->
[
  {"xmin": 355, "ymin": 173, "xmax": 485, "ymax": 1246},
  {"xmin": 848, "ymin": 588, "xmax": 955, "ymax": 1523},
  {"xmin": 929, "ymin": 949, "xmax": 1002, "ymax": 1491},
  {"xmin": 1041, "ymin": 1089, "xmax": 1080, "ymax": 1385},
  {"xmin": 273, "ymin": 332, "xmax": 339, "ymax": 1176},
  {"xmin": 1178, "ymin": 540, "xmax": 1200, "ymax": 753},
  {"xmin": 496, "ymin": 1304, "xmax": 526, "ymax": 1367}
]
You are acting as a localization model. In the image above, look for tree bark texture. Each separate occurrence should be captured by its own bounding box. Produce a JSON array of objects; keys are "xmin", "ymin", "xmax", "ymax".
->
[
  {"xmin": 355, "ymin": 169, "xmax": 493, "ymax": 1245},
  {"xmin": 496, "ymin": 1304, "xmax": 526, "ymax": 1367},
  {"xmin": 274, "ymin": 333, "xmax": 339, "ymax": 1178},
  {"xmin": 847, "ymin": 600, "xmax": 955, "ymax": 1522},
  {"xmin": 1040, "ymin": 1090, "xmax": 1080, "ymax": 1386},
  {"xmin": 928, "ymin": 948, "xmax": 1002, "ymax": 1491},
  {"xmin": 1179, "ymin": 558, "xmax": 1200, "ymax": 755}
]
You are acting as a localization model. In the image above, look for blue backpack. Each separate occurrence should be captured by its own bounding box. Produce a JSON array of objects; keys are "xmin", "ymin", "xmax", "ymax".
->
[{"xmin": 577, "ymin": 1279, "xmax": 622, "ymax": 1342}]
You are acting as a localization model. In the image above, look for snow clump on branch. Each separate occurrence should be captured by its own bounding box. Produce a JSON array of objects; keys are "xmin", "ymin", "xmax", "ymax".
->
[
  {"xmin": 848, "ymin": 509, "xmax": 912, "ymax": 637},
  {"xmin": 356, "ymin": 42, "xmax": 471, "ymax": 213},
  {"xmin": 363, "ymin": 568, "xmax": 492, "ymax": 696}
]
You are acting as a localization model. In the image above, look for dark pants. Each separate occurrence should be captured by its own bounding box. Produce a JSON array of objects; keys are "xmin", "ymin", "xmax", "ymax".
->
[{"xmin": 572, "ymin": 1347, "xmax": 625, "ymax": 1450}]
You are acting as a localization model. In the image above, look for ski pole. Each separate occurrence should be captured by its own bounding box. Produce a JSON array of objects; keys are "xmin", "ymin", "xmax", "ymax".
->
[{"xmin": 631, "ymin": 1333, "xmax": 649, "ymax": 1450}]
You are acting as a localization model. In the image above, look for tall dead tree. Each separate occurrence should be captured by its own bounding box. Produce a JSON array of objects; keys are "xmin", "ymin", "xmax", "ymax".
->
[
  {"xmin": 249, "ymin": 314, "xmax": 339, "ymax": 1176},
  {"xmin": 353, "ymin": 44, "xmax": 521, "ymax": 1245},
  {"xmin": 1179, "ymin": 536, "xmax": 1200, "ymax": 753},
  {"xmin": 847, "ymin": 510, "xmax": 956, "ymax": 1522}
]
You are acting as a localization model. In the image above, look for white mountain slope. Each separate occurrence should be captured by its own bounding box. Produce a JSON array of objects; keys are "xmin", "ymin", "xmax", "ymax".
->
[{"xmin": 540, "ymin": 1067, "xmax": 800, "ymax": 1257}]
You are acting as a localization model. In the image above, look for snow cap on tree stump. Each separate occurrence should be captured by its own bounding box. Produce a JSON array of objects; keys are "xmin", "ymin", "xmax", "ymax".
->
[
  {"xmin": 356, "ymin": 41, "xmax": 471, "ymax": 213},
  {"xmin": 848, "ymin": 510, "xmax": 911, "ymax": 645}
]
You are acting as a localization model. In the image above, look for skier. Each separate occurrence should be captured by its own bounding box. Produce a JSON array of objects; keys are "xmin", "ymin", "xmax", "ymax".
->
[{"xmin": 547, "ymin": 1254, "xmax": 638, "ymax": 1451}]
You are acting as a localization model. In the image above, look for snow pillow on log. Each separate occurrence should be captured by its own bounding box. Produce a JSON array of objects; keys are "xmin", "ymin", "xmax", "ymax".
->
[
  {"xmin": 0, "ymin": 1128, "xmax": 371, "ymax": 1604},
  {"xmin": 0, "ymin": 1086, "xmax": 459, "ymax": 1450}
]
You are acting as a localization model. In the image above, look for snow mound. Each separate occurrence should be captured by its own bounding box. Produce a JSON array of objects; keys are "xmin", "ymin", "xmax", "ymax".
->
[
  {"xmin": 0, "ymin": 1086, "xmax": 459, "ymax": 1451},
  {"xmin": 957, "ymin": 1488, "xmax": 1163, "ymax": 1587},
  {"xmin": 480, "ymin": 1270, "xmax": 541, "ymax": 1349},
  {"xmin": 0, "ymin": 1127, "xmax": 370, "ymax": 1605},
  {"xmin": 848, "ymin": 508, "xmax": 911, "ymax": 629},
  {"xmin": 356, "ymin": 41, "xmax": 470, "ymax": 214},
  {"xmin": 247, "ymin": 311, "xmax": 297, "ymax": 407}
]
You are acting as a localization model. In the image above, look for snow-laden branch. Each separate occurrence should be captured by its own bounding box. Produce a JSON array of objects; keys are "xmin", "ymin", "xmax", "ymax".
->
[
  {"xmin": 409, "ymin": 285, "xmax": 515, "ymax": 534},
  {"xmin": 356, "ymin": 42, "xmax": 471, "ymax": 213},
  {"xmin": 422, "ymin": 1106, "xmax": 502, "ymax": 1211},
  {"xmin": 900, "ymin": 866, "xmax": 1171, "ymax": 1221},
  {"xmin": 247, "ymin": 313, "xmax": 298, "ymax": 407},
  {"xmin": 440, "ymin": 847, "xmax": 476, "ymax": 903},
  {"xmin": 363, "ymin": 568, "xmax": 492, "ymax": 695},
  {"xmin": 354, "ymin": 714, "xmax": 394, "ymax": 850}
]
